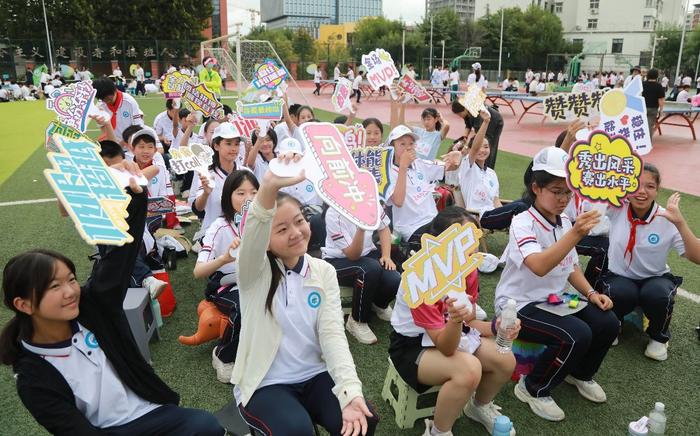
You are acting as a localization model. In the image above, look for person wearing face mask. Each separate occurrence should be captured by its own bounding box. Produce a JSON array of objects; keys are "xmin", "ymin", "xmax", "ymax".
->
[{"xmin": 199, "ymin": 57, "xmax": 222, "ymax": 96}]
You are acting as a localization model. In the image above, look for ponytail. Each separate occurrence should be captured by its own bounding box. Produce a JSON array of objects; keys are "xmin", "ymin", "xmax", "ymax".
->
[{"xmin": 0, "ymin": 316, "xmax": 30, "ymax": 365}]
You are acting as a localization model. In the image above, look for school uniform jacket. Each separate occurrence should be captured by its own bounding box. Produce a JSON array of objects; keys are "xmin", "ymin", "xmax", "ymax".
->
[{"xmin": 12, "ymin": 192, "xmax": 179, "ymax": 436}]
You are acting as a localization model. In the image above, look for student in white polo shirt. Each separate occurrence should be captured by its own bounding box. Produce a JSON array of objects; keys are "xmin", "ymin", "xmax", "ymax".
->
[
  {"xmin": 189, "ymin": 122, "xmax": 249, "ymax": 239},
  {"xmin": 93, "ymin": 77, "xmax": 144, "ymax": 150},
  {"xmin": 0, "ymin": 187, "xmax": 223, "ymax": 435},
  {"xmin": 234, "ymin": 160, "xmax": 378, "ymax": 435},
  {"xmin": 247, "ymin": 127, "xmax": 278, "ymax": 182},
  {"xmin": 386, "ymin": 125, "xmax": 460, "ymax": 244},
  {"xmin": 322, "ymin": 207, "xmax": 399, "ymax": 345},
  {"xmin": 390, "ymin": 207, "xmax": 519, "ymax": 436},
  {"xmin": 600, "ymin": 164, "xmax": 700, "ymax": 361},
  {"xmin": 153, "ymin": 99, "xmax": 179, "ymax": 151},
  {"xmin": 495, "ymin": 147, "xmax": 618, "ymax": 422},
  {"xmin": 194, "ymin": 171, "xmax": 259, "ymax": 383}
]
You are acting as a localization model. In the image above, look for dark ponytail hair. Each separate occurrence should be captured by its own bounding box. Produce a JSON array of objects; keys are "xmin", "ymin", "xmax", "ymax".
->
[
  {"xmin": 428, "ymin": 206, "xmax": 478, "ymax": 237},
  {"xmin": 523, "ymin": 170, "xmax": 561, "ymax": 205},
  {"xmin": 251, "ymin": 128, "xmax": 278, "ymax": 161},
  {"xmin": 210, "ymin": 136, "xmax": 242, "ymax": 172},
  {"xmin": 421, "ymin": 107, "xmax": 442, "ymax": 130},
  {"xmin": 264, "ymin": 192, "xmax": 304, "ymax": 314},
  {"xmin": 221, "ymin": 170, "xmax": 260, "ymax": 223},
  {"xmin": 1, "ymin": 250, "xmax": 76, "ymax": 365}
]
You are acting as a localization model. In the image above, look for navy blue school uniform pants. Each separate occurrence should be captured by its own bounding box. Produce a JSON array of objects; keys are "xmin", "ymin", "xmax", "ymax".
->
[
  {"xmin": 516, "ymin": 302, "xmax": 619, "ymax": 397},
  {"xmin": 103, "ymin": 404, "xmax": 223, "ymax": 435}
]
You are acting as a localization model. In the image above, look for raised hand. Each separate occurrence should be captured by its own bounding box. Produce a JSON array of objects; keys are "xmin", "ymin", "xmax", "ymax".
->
[{"xmin": 656, "ymin": 192, "xmax": 684, "ymax": 225}]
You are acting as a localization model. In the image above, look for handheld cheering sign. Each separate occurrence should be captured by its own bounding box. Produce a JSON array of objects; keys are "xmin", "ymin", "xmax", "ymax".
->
[{"xmin": 170, "ymin": 143, "xmax": 216, "ymax": 189}]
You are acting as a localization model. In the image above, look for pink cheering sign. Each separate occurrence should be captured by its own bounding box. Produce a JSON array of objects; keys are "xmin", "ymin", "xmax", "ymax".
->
[
  {"xmin": 45, "ymin": 81, "xmax": 98, "ymax": 132},
  {"xmin": 298, "ymin": 123, "xmax": 381, "ymax": 231},
  {"xmin": 331, "ymin": 78, "xmax": 353, "ymax": 112},
  {"xmin": 362, "ymin": 48, "xmax": 399, "ymax": 91},
  {"xmin": 398, "ymin": 74, "xmax": 432, "ymax": 102},
  {"xmin": 252, "ymin": 58, "xmax": 288, "ymax": 91}
]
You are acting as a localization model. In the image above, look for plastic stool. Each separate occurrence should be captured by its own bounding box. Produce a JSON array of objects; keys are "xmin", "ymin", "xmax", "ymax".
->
[
  {"xmin": 382, "ymin": 357, "xmax": 440, "ymax": 429},
  {"xmin": 123, "ymin": 287, "xmax": 160, "ymax": 363},
  {"xmin": 340, "ymin": 285, "xmax": 353, "ymax": 315}
]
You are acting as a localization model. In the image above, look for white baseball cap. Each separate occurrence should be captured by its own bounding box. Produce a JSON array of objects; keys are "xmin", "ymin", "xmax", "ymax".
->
[
  {"xmin": 385, "ymin": 125, "xmax": 419, "ymax": 147},
  {"xmin": 213, "ymin": 122, "xmax": 242, "ymax": 140},
  {"xmin": 532, "ymin": 146, "xmax": 568, "ymax": 178},
  {"xmin": 129, "ymin": 126, "xmax": 158, "ymax": 146},
  {"xmin": 472, "ymin": 62, "xmax": 482, "ymax": 71},
  {"xmin": 277, "ymin": 137, "xmax": 304, "ymax": 155}
]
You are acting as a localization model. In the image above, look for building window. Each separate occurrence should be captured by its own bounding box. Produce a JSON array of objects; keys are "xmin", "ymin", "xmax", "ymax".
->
[
  {"xmin": 645, "ymin": 0, "xmax": 654, "ymax": 8},
  {"xmin": 643, "ymin": 15, "xmax": 654, "ymax": 29},
  {"xmin": 612, "ymin": 38, "xmax": 623, "ymax": 53},
  {"xmin": 555, "ymin": 2, "xmax": 563, "ymax": 13},
  {"xmin": 588, "ymin": 19, "xmax": 598, "ymax": 29},
  {"xmin": 590, "ymin": 0, "xmax": 599, "ymax": 9}
]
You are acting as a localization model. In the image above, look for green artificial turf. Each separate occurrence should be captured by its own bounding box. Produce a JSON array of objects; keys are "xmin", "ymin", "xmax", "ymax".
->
[{"xmin": 0, "ymin": 98, "xmax": 698, "ymax": 435}]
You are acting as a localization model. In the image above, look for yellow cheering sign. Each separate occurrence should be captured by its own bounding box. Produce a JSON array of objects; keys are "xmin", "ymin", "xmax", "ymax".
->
[
  {"xmin": 567, "ymin": 130, "xmax": 643, "ymax": 207},
  {"xmin": 401, "ymin": 222, "xmax": 484, "ymax": 309}
]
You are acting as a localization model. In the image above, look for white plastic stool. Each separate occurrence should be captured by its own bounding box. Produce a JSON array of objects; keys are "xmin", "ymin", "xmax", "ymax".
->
[{"xmin": 123, "ymin": 287, "xmax": 160, "ymax": 363}]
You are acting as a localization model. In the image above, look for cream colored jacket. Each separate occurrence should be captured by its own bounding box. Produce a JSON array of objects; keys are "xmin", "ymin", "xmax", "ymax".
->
[{"xmin": 231, "ymin": 198, "xmax": 364, "ymax": 409}]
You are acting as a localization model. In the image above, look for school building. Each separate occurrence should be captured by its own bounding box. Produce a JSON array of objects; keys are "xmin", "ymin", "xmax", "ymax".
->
[{"xmin": 261, "ymin": 0, "xmax": 382, "ymax": 38}]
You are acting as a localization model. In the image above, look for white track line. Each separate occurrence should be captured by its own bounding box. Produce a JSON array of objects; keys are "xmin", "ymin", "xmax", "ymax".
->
[
  {"xmin": 677, "ymin": 288, "xmax": 700, "ymax": 304},
  {"xmin": 0, "ymin": 198, "xmax": 56, "ymax": 207}
]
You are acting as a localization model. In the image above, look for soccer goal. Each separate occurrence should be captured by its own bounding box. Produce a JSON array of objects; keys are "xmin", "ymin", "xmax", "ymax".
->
[{"xmin": 200, "ymin": 34, "xmax": 309, "ymax": 106}]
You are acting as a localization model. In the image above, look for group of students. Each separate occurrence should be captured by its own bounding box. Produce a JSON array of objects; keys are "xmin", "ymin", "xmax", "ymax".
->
[{"xmin": 1, "ymin": 70, "xmax": 699, "ymax": 436}]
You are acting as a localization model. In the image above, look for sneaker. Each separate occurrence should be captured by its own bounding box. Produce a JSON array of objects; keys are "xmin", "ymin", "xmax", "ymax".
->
[
  {"xmin": 372, "ymin": 303, "xmax": 393, "ymax": 322},
  {"xmin": 464, "ymin": 398, "xmax": 515, "ymax": 435},
  {"xmin": 612, "ymin": 336, "xmax": 619, "ymax": 346},
  {"xmin": 564, "ymin": 376, "xmax": 607, "ymax": 403},
  {"xmin": 211, "ymin": 348, "xmax": 234, "ymax": 384},
  {"xmin": 180, "ymin": 189, "xmax": 190, "ymax": 199},
  {"xmin": 513, "ymin": 377, "xmax": 565, "ymax": 421},
  {"xmin": 191, "ymin": 240, "xmax": 202, "ymax": 254},
  {"xmin": 142, "ymin": 276, "xmax": 167, "ymax": 300},
  {"xmin": 421, "ymin": 419, "xmax": 453, "ymax": 436},
  {"xmin": 475, "ymin": 303, "xmax": 488, "ymax": 321},
  {"xmin": 644, "ymin": 339, "xmax": 668, "ymax": 361},
  {"xmin": 345, "ymin": 316, "xmax": 378, "ymax": 344}
]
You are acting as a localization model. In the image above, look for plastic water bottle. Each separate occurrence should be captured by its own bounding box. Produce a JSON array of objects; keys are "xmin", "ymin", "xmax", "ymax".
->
[
  {"xmin": 648, "ymin": 402, "xmax": 666, "ymax": 435},
  {"xmin": 496, "ymin": 299, "xmax": 517, "ymax": 353},
  {"xmin": 493, "ymin": 415, "xmax": 513, "ymax": 436}
]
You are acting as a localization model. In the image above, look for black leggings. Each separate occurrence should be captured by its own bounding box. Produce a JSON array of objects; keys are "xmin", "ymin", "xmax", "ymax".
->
[{"xmin": 206, "ymin": 273, "xmax": 241, "ymax": 363}]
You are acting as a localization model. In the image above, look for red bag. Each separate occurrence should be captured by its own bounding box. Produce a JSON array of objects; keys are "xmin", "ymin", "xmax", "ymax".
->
[
  {"xmin": 152, "ymin": 270, "xmax": 177, "ymax": 317},
  {"xmin": 434, "ymin": 185, "xmax": 455, "ymax": 211}
]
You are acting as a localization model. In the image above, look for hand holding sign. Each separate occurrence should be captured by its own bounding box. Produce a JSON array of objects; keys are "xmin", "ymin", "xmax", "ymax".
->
[
  {"xmin": 566, "ymin": 130, "xmax": 643, "ymax": 207},
  {"xmin": 459, "ymin": 85, "xmax": 487, "ymax": 117},
  {"xmin": 269, "ymin": 138, "xmax": 306, "ymax": 178},
  {"xmin": 171, "ymin": 143, "xmax": 216, "ymax": 188},
  {"xmin": 401, "ymin": 222, "xmax": 484, "ymax": 309}
]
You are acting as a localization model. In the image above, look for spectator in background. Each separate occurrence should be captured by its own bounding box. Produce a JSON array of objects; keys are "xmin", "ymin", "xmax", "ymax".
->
[
  {"xmin": 676, "ymin": 84, "xmax": 691, "ymax": 103},
  {"xmin": 135, "ymin": 63, "xmax": 146, "ymax": 96},
  {"xmin": 642, "ymin": 68, "xmax": 665, "ymax": 139}
]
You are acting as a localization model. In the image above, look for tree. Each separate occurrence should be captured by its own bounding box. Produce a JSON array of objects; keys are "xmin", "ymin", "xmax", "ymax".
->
[
  {"xmin": 416, "ymin": 9, "xmax": 464, "ymax": 60},
  {"xmin": 351, "ymin": 17, "xmax": 422, "ymax": 66},
  {"xmin": 0, "ymin": 0, "xmax": 97, "ymax": 39},
  {"xmin": 652, "ymin": 25, "xmax": 683, "ymax": 75}
]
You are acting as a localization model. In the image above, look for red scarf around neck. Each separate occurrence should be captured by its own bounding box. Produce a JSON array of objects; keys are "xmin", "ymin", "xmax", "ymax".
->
[{"xmin": 106, "ymin": 90, "xmax": 124, "ymax": 130}]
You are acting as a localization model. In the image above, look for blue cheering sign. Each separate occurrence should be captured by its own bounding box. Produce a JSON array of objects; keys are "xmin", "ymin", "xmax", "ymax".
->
[{"xmin": 44, "ymin": 134, "xmax": 133, "ymax": 246}]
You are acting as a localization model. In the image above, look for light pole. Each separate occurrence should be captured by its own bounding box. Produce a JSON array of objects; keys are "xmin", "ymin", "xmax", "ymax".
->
[
  {"xmin": 441, "ymin": 40, "xmax": 445, "ymax": 68},
  {"xmin": 402, "ymin": 28, "xmax": 406, "ymax": 69},
  {"xmin": 41, "ymin": 0, "xmax": 54, "ymax": 74},
  {"xmin": 674, "ymin": 0, "xmax": 690, "ymax": 81},
  {"xmin": 429, "ymin": 15, "xmax": 434, "ymax": 72},
  {"xmin": 498, "ymin": 8, "xmax": 504, "ymax": 82},
  {"xmin": 650, "ymin": 35, "xmax": 667, "ymax": 69}
]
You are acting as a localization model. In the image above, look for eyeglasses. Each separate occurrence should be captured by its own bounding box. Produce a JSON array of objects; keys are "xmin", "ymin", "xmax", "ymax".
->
[{"xmin": 544, "ymin": 187, "xmax": 573, "ymax": 199}]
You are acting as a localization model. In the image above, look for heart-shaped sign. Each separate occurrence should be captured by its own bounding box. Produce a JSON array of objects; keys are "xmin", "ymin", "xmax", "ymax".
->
[{"xmin": 297, "ymin": 123, "xmax": 381, "ymax": 230}]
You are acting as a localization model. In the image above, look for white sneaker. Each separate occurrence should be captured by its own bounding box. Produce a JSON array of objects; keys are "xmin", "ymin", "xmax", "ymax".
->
[
  {"xmin": 644, "ymin": 339, "xmax": 668, "ymax": 361},
  {"xmin": 191, "ymin": 240, "xmax": 202, "ymax": 254},
  {"xmin": 421, "ymin": 419, "xmax": 453, "ymax": 436},
  {"xmin": 211, "ymin": 348, "xmax": 234, "ymax": 384},
  {"xmin": 564, "ymin": 376, "xmax": 607, "ymax": 403},
  {"xmin": 513, "ymin": 377, "xmax": 565, "ymax": 421},
  {"xmin": 180, "ymin": 189, "xmax": 190, "ymax": 198},
  {"xmin": 464, "ymin": 398, "xmax": 515, "ymax": 435},
  {"xmin": 475, "ymin": 303, "xmax": 488, "ymax": 321},
  {"xmin": 345, "ymin": 316, "xmax": 378, "ymax": 344},
  {"xmin": 372, "ymin": 303, "xmax": 393, "ymax": 322},
  {"xmin": 612, "ymin": 336, "xmax": 619, "ymax": 346},
  {"xmin": 142, "ymin": 276, "xmax": 167, "ymax": 300}
]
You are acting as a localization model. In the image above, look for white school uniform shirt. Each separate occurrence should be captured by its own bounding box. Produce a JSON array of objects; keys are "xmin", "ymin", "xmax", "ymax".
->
[
  {"xmin": 322, "ymin": 207, "xmax": 390, "ymax": 259},
  {"xmin": 441, "ymin": 69, "xmax": 449, "ymax": 83},
  {"xmin": 502, "ymin": 79, "xmax": 510, "ymax": 89},
  {"xmin": 682, "ymin": 76, "xmax": 692, "ymax": 86},
  {"xmin": 467, "ymin": 73, "xmax": 488, "ymax": 90},
  {"xmin": 347, "ymin": 69, "xmax": 355, "ymax": 81},
  {"xmin": 153, "ymin": 110, "xmax": 176, "ymax": 144},
  {"xmin": 136, "ymin": 67, "xmax": 145, "ymax": 82},
  {"xmin": 21, "ymin": 322, "xmax": 160, "ymax": 428},
  {"xmin": 457, "ymin": 156, "xmax": 499, "ymax": 215},
  {"xmin": 145, "ymin": 162, "xmax": 173, "ymax": 198},
  {"xmin": 251, "ymin": 153, "xmax": 271, "ymax": 181},
  {"xmin": 606, "ymin": 202, "xmax": 685, "ymax": 280},
  {"xmin": 557, "ymin": 72, "xmax": 564, "ymax": 82},
  {"xmin": 235, "ymin": 256, "xmax": 326, "ymax": 399},
  {"xmin": 661, "ymin": 77, "xmax": 669, "ymax": 88},
  {"xmin": 676, "ymin": 90, "xmax": 690, "ymax": 103},
  {"xmin": 449, "ymin": 71, "xmax": 460, "ymax": 86},
  {"xmin": 388, "ymin": 159, "xmax": 445, "ymax": 240},
  {"xmin": 189, "ymin": 166, "xmax": 231, "ymax": 237},
  {"xmin": 100, "ymin": 92, "xmax": 144, "ymax": 143},
  {"xmin": 274, "ymin": 122, "xmax": 292, "ymax": 145},
  {"xmin": 280, "ymin": 179, "xmax": 323, "ymax": 207},
  {"xmin": 314, "ymin": 70, "xmax": 322, "ymax": 83},
  {"xmin": 412, "ymin": 127, "xmax": 442, "ymax": 160},
  {"xmin": 334, "ymin": 66, "xmax": 341, "ymax": 81},
  {"xmin": 198, "ymin": 216, "xmax": 240, "ymax": 276},
  {"xmin": 494, "ymin": 206, "xmax": 579, "ymax": 313},
  {"xmin": 352, "ymin": 75, "xmax": 362, "ymax": 90}
]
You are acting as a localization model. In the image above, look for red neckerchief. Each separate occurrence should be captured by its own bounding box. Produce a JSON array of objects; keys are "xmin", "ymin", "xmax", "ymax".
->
[
  {"xmin": 624, "ymin": 204, "xmax": 653, "ymax": 265},
  {"xmin": 106, "ymin": 90, "xmax": 124, "ymax": 130}
]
